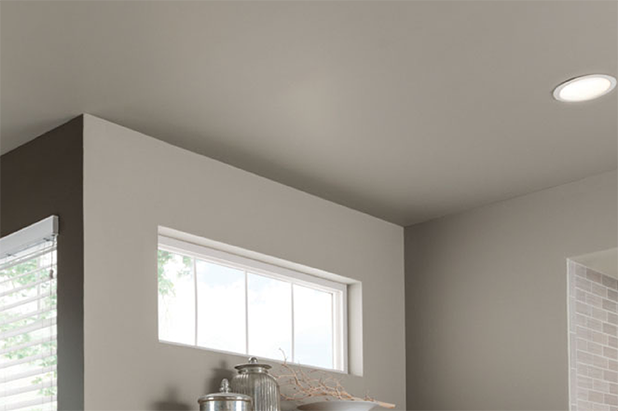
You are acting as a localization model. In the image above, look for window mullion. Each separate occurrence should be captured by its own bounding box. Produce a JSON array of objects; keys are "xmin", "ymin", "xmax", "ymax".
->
[
  {"xmin": 245, "ymin": 271, "xmax": 249, "ymax": 355},
  {"xmin": 331, "ymin": 293, "xmax": 336, "ymax": 370},
  {"xmin": 290, "ymin": 284, "xmax": 295, "ymax": 363},
  {"xmin": 194, "ymin": 257, "xmax": 198, "ymax": 346}
]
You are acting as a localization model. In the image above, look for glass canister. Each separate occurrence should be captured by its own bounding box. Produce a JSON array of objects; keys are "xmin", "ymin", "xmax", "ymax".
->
[
  {"xmin": 198, "ymin": 379, "xmax": 253, "ymax": 411},
  {"xmin": 230, "ymin": 357, "xmax": 281, "ymax": 411}
]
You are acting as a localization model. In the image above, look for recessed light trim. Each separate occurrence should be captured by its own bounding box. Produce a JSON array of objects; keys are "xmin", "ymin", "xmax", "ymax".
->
[{"xmin": 553, "ymin": 74, "xmax": 617, "ymax": 102}]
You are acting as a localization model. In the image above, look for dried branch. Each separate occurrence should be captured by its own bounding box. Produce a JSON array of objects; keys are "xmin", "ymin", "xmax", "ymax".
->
[{"xmin": 272, "ymin": 350, "xmax": 395, "ymax": 409}]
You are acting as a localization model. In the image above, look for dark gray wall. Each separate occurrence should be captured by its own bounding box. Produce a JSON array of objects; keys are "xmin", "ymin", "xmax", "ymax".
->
[{"xmin": 1, "ymin": 116, "xmax": 84, "ymax": 410}]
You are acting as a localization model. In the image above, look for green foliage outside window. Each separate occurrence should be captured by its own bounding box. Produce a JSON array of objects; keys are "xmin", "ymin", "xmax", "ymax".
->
[
  {"xmin": 158, "ymin": 250, "xmax": 192, "ymax": 297},
  {"xmin": 0, "ymin": 251, "xmax": 58, "ymax": 405}
]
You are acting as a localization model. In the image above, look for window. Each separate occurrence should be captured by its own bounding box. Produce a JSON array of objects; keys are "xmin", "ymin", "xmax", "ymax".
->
[
  {"xmin": 158, "ymin": 236, "xmax": 347, "ymax": 372},
  {"xmin": 0, "ymin": 216, "xmax": 58, "ymax": 411}
]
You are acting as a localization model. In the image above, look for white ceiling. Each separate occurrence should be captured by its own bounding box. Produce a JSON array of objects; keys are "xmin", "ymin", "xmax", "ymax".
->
[{"xmin": 1, "ymin": 1, "xmax": 616, "ymax": 226}]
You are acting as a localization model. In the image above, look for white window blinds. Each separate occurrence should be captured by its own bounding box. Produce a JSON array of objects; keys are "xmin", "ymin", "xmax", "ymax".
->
[{"xmin": 0, "ymin": 217, "xmax": 58, "ymax": 411}]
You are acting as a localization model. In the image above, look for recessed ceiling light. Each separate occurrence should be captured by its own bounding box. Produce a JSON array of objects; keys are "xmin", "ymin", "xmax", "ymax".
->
[{"xmin": 553, "ymin": 74, "xmax": 617, "ymax": 102}]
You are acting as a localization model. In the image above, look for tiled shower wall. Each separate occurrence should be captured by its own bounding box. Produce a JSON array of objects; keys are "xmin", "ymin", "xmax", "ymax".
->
[{"xmin": 569, "ymin": 261, "xmax": 618, "ymax": 411}]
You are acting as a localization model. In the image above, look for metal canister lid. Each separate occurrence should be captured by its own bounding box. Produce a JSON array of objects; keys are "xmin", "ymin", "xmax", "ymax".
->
[
  {"xmin": 234, "ymin": 356, "xmax": 272, "ymax": 371},
  {"xmin": 198, "ymin": 379, "xmax": 252, "ymax": 404}
]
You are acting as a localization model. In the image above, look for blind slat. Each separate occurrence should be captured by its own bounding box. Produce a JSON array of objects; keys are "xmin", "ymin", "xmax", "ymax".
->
[
  {"xmin": 0, "ymin": 307, "xmax": 55, "ymax": 329},
  {"xmin": 0, "ymin": 365, "xmax": 56, "ymax": 384},
  {"xmin": 0, "ymin": 245, "xmax": 56, "ymax": 273},
  {"xmin": 0, "ymin": 293, "xmax": 54, "ymax": 314},
  {"xmin": 1, "ymin": 396, "xmax": 57, "ymax": 411},
  {"xmin": 0, "ymin": 350, "xmax": 56, "ymax": 371},
  {"xmin": 0, "ymin": 276, "xmax": 54, "ymax": 300},
  {"xmin": 0, "ymin": 318, "xmax": 56, "ymax": 341},
  {"xmin": 1, "ymin": 379, "xmax": 57, "ymax": 398},
  {"xmin": 0, "ymin": 335, "xmax": 56, "ymax": 357},
  {"xmin": 0, "ymin": 265, "xmax": 53, "ymax": 288}
]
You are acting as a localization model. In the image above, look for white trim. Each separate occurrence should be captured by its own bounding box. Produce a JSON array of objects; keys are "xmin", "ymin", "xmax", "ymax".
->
[
  {"xmin": 159, "ymin": 226, "xmax": 356, "ymax": 285},
  {"xmin": 159, "ymin": 236, "xmax": 346, "ymax": 293},
  {"xmin": 158, "ymin": 338, "xmax": 349, "ymax": 375},
  {"xmin": 158, "ymin": 234, "xmax": 349, "ymax": 373},
  {"xmin": 0, "ymin": 216, "xmax": 58, "ymax": 259}
]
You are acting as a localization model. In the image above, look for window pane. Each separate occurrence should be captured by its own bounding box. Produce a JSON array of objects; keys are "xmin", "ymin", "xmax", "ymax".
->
[
  {"xmin": 293, "ymin": 284, "xmax": 333, "ymax": 369},
  {"xmin": 247, "ymin": 274, "xmax": 291, "ymax": 360},
  {"xmin": 158, "ymin": 250, "xmax": 195, "ymax": 345},
  {"xmin": 197, "ymin": 260, "xmax": 246, "ymax": 353}
]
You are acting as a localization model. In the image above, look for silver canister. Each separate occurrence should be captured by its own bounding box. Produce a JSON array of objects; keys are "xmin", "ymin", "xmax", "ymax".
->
[
  {"xmin": 230, "ymin": 357, "xmax": 280, "ymax": 411},
  {"xmin": 198, "ymin": 379, "xmax": 253, "ymax": 411}
]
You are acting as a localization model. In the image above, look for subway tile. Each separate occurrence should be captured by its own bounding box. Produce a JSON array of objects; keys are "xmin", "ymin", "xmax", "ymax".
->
[
  {"xmin": 609, "ymin": 336, "xmax": 618, "ymax": 348},
  {"xmin": 600, "ymin": 300, "xmax": 618, "ymax": 314},
  {"xmin": 588, "ymin": 341, "xmax": 605, "ymax": 356},
  {"xmin": 594, "ymin": 403, "xmax": 610, "ymax": 411},
  {"xmin": 580, "ymin": 376, "xmax": 595, "ymax": 389},
  {"xmin": 604, "ymin": 347, "xmax": 618, "ymax": 360},
  {"xmin": 603, "ymin": 276, "xmax": 618, "ymax": 291},
  {"xmin": 577, "ymin": 276, "xmax": 592, "ymax": 291},
  {"xmin": 594, "ymin": 355, "xmax": 609, "ymax": 369},
  {"xmin": 582, "ymin": 401, "xmax": 596, "ymax": 411},
  {"xmin": 609, "ymin": 313, "xmax": 618, "ymax": 326},
  {"xmin": 605, "ymin": 394, "xmax": 618, "ymax": 406},
  {"xmin": 608, "ymin": 290, "xmax": 618, "ymax": 303},
  {"xmin": 576, "ymin": 313, "xmax": 589, "ymax": 326},
  {"xmin": 577, "ymin": 326, "xmax": 593, "ymax": 340},
  {"xmin": 573, "ymin": 263, "xmax": 587, "ymax": 279},
  {"xmin": 604, "ymin": 299, "xmax": 618, "ymax": 313},
  {"xmin": 589, "ymin": 294, "xmax": 605, "ymax": 309},
  {"xmin": 588, "ymin": 271, "xmax": 604, "ymax": 285},
  {"xmin": 604, "ymin": 323, "xmax": 617, "ymax": 336},
  {"xmin": 589, "ymin": 317, "xmax": 605, "ymax": 332},
  {"xmin": 580, "ymin": 399, "xmax": 595, "ymax": 411},
  {"xmin": 578, "ymin": 302, "xmax": 593, "ymax": 316},
  {"xmin": 578, "ymin": 363, "xmax": 591, "ymax": 377},
  {"xmin": 593, "ymin": 331, "xmax": 609, "ymax": 346},
  {"xmin": 611, "ymin": 384, "xmax": 618, "ymax": 395},
  {"xmin": 577, "ymin": 351, "xmax": 594, "ymax": 365},
  {"xmin": 605, "ymin": 370, "xmax": 618, "ymax": 383},
  {"xmin": 590, "ymin": 391, "xmax": 606, "ymax": 403},
  {"xmin": 595, "ymin": 379, "xmax": 610, "ymax": 393},
  {"xmin": 574, "ymin": 314, "xmax": 588, "ymax": 327},
  {"xmin": 593, "ymin": 282, "xmax": 609, "ymax": 298},
  {"xmin": 579, "ymin": 351, "xmax": 595, "ymax": 365},
  {"xmin": 593, "ymin": 307, "xmax": 609, "ymax": 322},
  {"xmin": 576, "ymin": 337, "xmax": 587, "ymax": 353},
  {"xmin": 575, "ymin": 277, "xmax": 592, "ymax": 292},
  {"xmin": 609, "ymin": 360, "xmax": 618, "ymax": 372},
  {"xmin": 589, "ymin": 366, "xmax": 605, "ymax": 380}
]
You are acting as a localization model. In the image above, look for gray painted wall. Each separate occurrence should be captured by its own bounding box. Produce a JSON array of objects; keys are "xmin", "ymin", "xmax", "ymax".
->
[
  {"xmin": 405, "ymin": 171, "xmax": 618, "ymax": 410},
  {"xmin": 82, "ymin": 115, "xmax": 406, "ymax": 410},
  {"xmin": 0, "ymin": 117, "xmax": 84, "ymax": 411}
]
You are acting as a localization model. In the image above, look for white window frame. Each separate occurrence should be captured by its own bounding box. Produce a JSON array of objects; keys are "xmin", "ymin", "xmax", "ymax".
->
[
  {"xmin": 158, "ymin": 235, "xmax": 349, "ymax": 373},
  {"xmin": 0, "ymin": 216, "xmax": 58, "ymax": 259}
]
